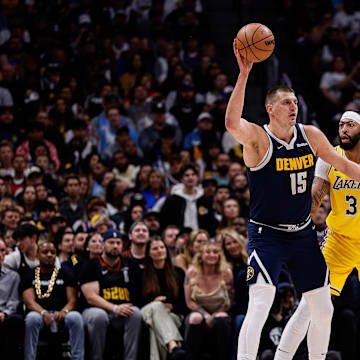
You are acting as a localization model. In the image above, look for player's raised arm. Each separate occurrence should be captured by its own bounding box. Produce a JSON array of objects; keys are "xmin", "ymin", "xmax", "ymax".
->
[
  {"xmin": 305, "ymin": 125, "xmax": 360, "ymax": 182},
  {"xmin": 225, "ymin": 41, "xmax": 264, "ymax": 147}
]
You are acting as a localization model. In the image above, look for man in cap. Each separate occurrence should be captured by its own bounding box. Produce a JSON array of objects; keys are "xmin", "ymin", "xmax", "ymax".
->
[
  {"xmin": 139, "ymin": 96, "xmax": 182, "ymax": 154},
  {"xmin": 81, "ymin": 229, "xmax": 142, "ymax": 360}
]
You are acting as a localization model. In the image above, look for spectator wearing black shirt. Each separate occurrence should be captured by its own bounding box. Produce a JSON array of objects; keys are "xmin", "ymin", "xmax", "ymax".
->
[
  {"xmin": 81, "ymin": 229, "xmax": 143, "ymax": 360},
  {"xmin": 123, "ymin": 221, "xmax": 150, "ymax": 270},
  {"xmin": 141, "ymin": 236, "xmax": 187, "ymax": 360},
  {"xmin": 59, "ymin": 176, "xmax": 85, "ymax": 228},
  {"xmin": 22, "ymin": 241, "xmax": 84, "ymax": 360}
]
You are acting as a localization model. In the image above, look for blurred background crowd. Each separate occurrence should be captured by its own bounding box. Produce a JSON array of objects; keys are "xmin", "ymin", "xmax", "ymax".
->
[{"xmin": 0, "ymin": 0, "xmax": 359, "ymax": 359}]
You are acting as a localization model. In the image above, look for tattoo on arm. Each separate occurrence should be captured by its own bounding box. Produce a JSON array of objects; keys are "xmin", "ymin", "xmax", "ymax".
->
[{"xmin": 311, "ymin": 178, "xmax": 330, "ymax": 214}]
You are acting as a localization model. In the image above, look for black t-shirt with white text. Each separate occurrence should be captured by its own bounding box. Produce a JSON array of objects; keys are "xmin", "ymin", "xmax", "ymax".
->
[
  {"xmin": 22, "ymin": 268, "xmax": 75, "ymax": 311},
  {"xmin": 80, "ymin": 255, "xmax": 142, "ymax": 307}
]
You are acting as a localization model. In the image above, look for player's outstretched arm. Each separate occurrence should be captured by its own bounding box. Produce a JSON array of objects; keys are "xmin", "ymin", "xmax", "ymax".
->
[
  {"xmin": 225, "ymin": 41, "xmax": 263, "ymax": 147},
  {"xmin": 311, "ymin": 176, "xmax": 330, "ymax": 218},
  {"xmin": 305, "ymin": 125, "xmax": 360, "ymax": 182}
]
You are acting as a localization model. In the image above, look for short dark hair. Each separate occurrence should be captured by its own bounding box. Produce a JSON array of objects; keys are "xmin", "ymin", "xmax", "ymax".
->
[
  {"xmin": 36, "ymin": 200, "xmax": 55, "ymax": 213},
  {"xmin": 13, "ymin": 224, "xmax": 38, "ymax": 240},
  {"xmin": 65, "ymin": 175, "xmax": 80, "ymax": 187},
  {"xmin": 265, "ymin": 85, "xmax": 295, "ymax": 106},
  {"xmin": 179, "ymin": 163, "xmax": 198, "ymax": 179}
]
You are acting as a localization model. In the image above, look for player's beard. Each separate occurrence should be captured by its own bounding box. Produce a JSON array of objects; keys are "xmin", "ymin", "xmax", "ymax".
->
[{"xmin": 340, "ymin": 132, "xmax": 360, "ymax": 150}]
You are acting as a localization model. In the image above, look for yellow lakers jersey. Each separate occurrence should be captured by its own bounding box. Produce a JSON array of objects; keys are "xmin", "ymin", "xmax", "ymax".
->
[{"xmin": 326, "ymin": 146, "xmax": 360, "ymax": 238}]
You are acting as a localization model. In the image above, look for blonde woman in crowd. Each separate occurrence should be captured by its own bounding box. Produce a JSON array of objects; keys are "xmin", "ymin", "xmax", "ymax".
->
[
  {"xmin": 174, "ymin": 229, "xmax": 209, "ymax": 272},
  {"xmin": 184, "ymin": 242, "xmax": 233, "ymax": 360},
  {"xmin": 221, "ymin": 228, "xmax": 249, "ymax": 360},
  {"xmin": 141, "ymin": 236, "xmax": 188, "ymax": 360},
  {"xmin": 221, "ymin": 227, "xmax": 247, "ymax": 279}
]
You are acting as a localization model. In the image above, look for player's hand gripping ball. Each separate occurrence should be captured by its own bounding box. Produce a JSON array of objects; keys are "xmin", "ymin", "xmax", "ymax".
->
[{"xmin": 235, "ymin": 23, "xmax": 275, "ymax": 63}]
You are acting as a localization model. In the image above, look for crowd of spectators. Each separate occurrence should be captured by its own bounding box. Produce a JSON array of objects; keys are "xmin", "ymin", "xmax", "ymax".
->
[{"xmin": 0, "ymin": 0, "xmax": 359, "ymax": 359}]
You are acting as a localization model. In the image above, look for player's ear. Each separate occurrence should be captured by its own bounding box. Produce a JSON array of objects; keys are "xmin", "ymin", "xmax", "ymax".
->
[{"xmin": 265, "ymin": 104, "xmax": 272, "ymax": 115}]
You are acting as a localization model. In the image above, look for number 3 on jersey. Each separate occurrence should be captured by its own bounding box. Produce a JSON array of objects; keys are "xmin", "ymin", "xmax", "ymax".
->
[
  {"xmin": 290, "ymin": 171, "xmax": 307, "ymax": 195},
  {"xmin": 345, "ymin": 195, "xmax": 358, "ymax": 216}
]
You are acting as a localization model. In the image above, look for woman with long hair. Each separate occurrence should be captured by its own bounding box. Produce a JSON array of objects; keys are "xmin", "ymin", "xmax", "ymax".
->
[
  {"xmin": 84, "ymin": 232, "xmax": 104, "ymax": 259},
  {"xmin": 20, "ymin": 185, "xmax": 37, "ymax": 218},
  {"xmin": 221, "ymin": 228, "xmax": 249, "ymax": 359},
  {"xmin": 141, "ymin": 169, "xmax": 166, "ymax": 210},
  {"xmin": 184, "ymin": 242, "xmax": 233, "ymax": 360},
  {"xmin": 221, "ymin": 228, "xmax": 247, "ymax": 279},
  {"xmin": 217, "ymin": 197, "xmax": 242, "ymax": 231},
  {"xmin": 174, "ymin": 229, "xmax": 209, "ymax": 272},
  {"xmin": 141, "ymin": 236, "xmax": 188, "ymax": 360}
]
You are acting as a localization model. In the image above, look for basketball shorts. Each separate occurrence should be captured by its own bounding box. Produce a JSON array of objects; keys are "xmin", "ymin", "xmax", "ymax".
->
[
  {"xmin": 247, "ymin": 222, "xmax": 329, "ymax": 295},
  {"xmin": 321, "ymin": 227, "xmax": 360, "ymax": 296}
]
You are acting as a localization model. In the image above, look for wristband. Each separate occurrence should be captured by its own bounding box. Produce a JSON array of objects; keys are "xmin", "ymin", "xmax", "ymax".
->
[
  {"xmin": 40, "ymin": 310, "xmax": 48, "ymax": 316},
  {"xmin": 62, "ymin": 308, "xmax": 69, "ymax": 314},
  {"xmin": 113, "ymin": 305, "xmax": 119, "ymax": 313}
]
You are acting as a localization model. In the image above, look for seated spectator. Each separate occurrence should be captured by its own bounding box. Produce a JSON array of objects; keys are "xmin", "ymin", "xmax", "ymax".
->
[
  {"xmin": 142, "ymin": 169, "xmax": 166, "ymax": 210},
  {"xmin": 1, "ymin": 206, "xmax": 21, "ymax": 234},
  {"xmin": 183, "ymin": 112, "xmax": 214, "ymax": 154},
  {"xmin": 10, "ymin": 154, "xmax": 26, "ymax": 197},
  {"xmin": 160, "ymin": 164, "xmax": 218, "ymax": 236},
  {"xmin": 64, "ymin": 119, "xmax": 98, "ymax": 166},
  {"xmin": 59, "ymin": 176, "xmax": 85, "ymax": 228},
  {"xmin": 0, "ymin": 140, "xmax": 14, "ymax": 178},
  {"xmin": 221, "ymin": 228, "xmax": 249, "ymax": 358},
  {"xmin": 141, "ymin": 236, "xmax": 187, "ymax": 360},
  {"xmin": 90, "ymin": 213, "xmax": 112, "ymax": 235},
  {"xmin": 112, "ymin": 150, "xmax": 137, "ymax": 188},
  {"xmin": 221, "ymin": 228, "xmax": 247, "ymax": 280},
  {"xmin": 184, "ymin": 242, "xmax": 233, "ymax": 360},
  {"xmin": 84, "ymin": 232, "xmax": 104, "ymax": 260},
  {"xmin": 213, "ymin": 152, "xmax": 231, "ymax": 186},
  {"xmin": 36, "ymin": 199, "xmax": 56, "ymax": 241},
  {"xmin": 123, "ymin": 221, "xmax": 150, "ymax": 270},
  {"xmin": 217, "ymin": 197, "xmax": 242, "ymax": 232},
  {"xmin": 175, "ymin": 229, "xmax": 209, "ymax": 272},
  {"xmin": 139, "ymin": 96, "xmax": 182, "ymax": 154},
  {"xmin": 81, "ymin": 229, "xmax": 143, "ymax": 360},
  {"xmin": 55, "ymin": 227, "xmax": 75, "ymax": 264},
  {"xmin": 4, "ymin": 224, "xmax": 40, "ymax": 276},
  {"xmin": 162, "ymin": 225, "xmax": 180, "ymax": 261},
  {"xmin": 22, "ymin": 241, "xmax": 84, "ymax": 360},
  {"xmin": 0, "ymin": 238, "xmax": 23, "ymax": 360},
  {"xmin": 16, "ymin": 121, "xmax": 60, "ymax": 171},
  {"xmin": 143, "ymin": 211, "xmax": 161, "ymax": 237}
]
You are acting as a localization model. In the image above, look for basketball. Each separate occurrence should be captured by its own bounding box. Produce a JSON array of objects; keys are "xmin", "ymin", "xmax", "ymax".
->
[{"xmin": 235, "ymin": 23, "xmax": 275, "ymax": 63}]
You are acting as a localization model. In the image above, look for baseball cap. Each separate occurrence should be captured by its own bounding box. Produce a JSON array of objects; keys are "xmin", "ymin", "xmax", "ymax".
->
[
  {"xmin": 197, "ymin": 112, "xmax": 213, "ymax": 122},
  {"xmin": 151, "ymin": 98, "xmax": 166, "ymax": 113},
  {"xmin": 102, "ymin": 229, "xmax": 123, "ymax": 242},
  {"xmin": 25, "ymin": 166, "xmax": 43, "ymax": 179}
]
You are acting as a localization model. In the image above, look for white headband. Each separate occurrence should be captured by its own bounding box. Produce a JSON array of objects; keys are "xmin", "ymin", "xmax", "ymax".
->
[{"xmin": 340, "ymin": 111, "xmax": 360, "ymax": 125}]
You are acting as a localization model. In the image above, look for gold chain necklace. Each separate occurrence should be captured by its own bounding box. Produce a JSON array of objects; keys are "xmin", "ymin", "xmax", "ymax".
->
[{"xmin": 35, "ymin": 267, "xmax": 59, "ymax": 299}]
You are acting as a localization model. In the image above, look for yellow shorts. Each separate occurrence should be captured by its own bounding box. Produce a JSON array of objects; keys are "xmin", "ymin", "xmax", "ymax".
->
[{"xmin": 322, "ymin": 228, "xmax": 360, "ymax": 296}]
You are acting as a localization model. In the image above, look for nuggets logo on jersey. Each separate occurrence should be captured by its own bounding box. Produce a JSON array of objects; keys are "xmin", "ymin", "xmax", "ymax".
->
[{"xmin": 246, "ymin": 266, "xmax": 255, "ymax": 281}]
